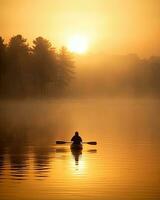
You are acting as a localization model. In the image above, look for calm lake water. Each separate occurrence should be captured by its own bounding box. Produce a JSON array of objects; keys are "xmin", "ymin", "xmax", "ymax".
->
[{"xmin": 0, "ymin": 98, "xmax": 160, "ymax": 200}]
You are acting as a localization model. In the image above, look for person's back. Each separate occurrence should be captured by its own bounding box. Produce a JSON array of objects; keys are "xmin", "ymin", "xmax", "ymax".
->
[{"xmin": 71, "ymin": 131, "xmax": 82, "ymax": 145}]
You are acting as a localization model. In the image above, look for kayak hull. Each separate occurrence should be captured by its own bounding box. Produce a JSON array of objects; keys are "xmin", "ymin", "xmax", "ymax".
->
[{"xmin": 70, "ymin": 143, "xmax": 83, "ymax": 150}]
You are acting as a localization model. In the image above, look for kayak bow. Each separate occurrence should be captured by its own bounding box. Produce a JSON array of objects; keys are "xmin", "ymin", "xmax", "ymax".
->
[{"xmin": 70, "ymin": 143, "xmax": 83, "ymax": 150}]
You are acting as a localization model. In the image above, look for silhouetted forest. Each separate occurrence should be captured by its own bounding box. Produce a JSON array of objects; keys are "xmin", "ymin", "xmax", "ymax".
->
[
  {"xmin": 0, "ymin": 35, "xmax": 160, "ymax": 98},
  {"xmin": 0, "ymin": 35, "xmax": 74, "ymax": 98}
]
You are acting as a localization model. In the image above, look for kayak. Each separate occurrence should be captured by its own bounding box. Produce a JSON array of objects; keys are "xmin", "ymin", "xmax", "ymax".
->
[{"xmin": 70, "ymin": 143, "xmax": 83, "ymax": 150}]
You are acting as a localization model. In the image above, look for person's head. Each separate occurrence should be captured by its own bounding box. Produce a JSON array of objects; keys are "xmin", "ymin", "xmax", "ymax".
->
[{"xmin": 75, "ymin": 131, "xmax": 79, "ymax": 136}]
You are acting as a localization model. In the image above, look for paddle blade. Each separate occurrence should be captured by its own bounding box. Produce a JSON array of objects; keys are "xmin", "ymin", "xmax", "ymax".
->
[
  {"xmin": 56, "ymin": 141, "xmax": 66, "ymax": 144},
  {"xmin": 87, "ymin": 141, "xmax": 97, "ymax": 145}
]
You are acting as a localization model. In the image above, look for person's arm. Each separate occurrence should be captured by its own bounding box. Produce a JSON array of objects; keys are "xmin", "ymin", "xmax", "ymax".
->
[{"xmin": 71, "ymin": 136, "xmax": 74, "ymax": 141}]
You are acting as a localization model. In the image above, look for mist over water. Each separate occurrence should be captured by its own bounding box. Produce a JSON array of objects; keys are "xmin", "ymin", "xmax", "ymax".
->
[{"xmin": 0, "ymin": 98, "xmax": 160, "ymax": 200}]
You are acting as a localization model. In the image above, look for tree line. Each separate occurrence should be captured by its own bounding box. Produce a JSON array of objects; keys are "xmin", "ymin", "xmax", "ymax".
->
[
  {"xmin": 0, "ymin": 35, "xmax": 160, "ymax": 99},
  {"xmin": 0, "ymin": 35, "xmax": 74, "ymax": 98}
]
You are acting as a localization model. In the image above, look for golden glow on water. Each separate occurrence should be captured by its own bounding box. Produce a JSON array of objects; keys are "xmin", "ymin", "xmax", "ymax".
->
[
  {"xmin": 70, "ymin": 158, "xmax": 86, "ymax": 174},
  {"xmin": 0, "ymin": 99, "xmax": 160, "ymax": 200}
]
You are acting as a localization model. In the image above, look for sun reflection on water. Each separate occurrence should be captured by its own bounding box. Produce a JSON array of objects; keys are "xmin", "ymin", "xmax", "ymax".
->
[{"xmin": 71, "ymin": 157, "xmax": 86, "ymax": 174}]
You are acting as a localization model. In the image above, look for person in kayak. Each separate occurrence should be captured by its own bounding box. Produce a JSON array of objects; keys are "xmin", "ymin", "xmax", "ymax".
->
[{"xmin": 71, "ymin": 131, "xmax": 82, "ymax": 144}]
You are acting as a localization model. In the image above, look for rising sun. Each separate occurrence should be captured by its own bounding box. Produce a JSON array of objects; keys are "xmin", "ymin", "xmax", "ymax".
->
[{"xmin": 67, "ymin": 35, "xmax": 89, "ymax": 54}]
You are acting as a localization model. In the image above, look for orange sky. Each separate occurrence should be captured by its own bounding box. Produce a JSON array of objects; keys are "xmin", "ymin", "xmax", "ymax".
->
[{"xmin": 0, "ymin": 0, "xmax": 160, "ymax": 57}]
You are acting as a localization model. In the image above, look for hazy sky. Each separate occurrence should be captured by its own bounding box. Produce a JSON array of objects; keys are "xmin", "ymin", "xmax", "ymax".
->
[{"xmin": 0, "ymin": 0, "xmax": 160, "ymax": 57}]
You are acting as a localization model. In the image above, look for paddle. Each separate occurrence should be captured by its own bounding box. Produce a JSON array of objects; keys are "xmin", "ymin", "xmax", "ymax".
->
[{"xmin": 56, "ymin": 140, "xmax": 97, "ymax": 145}]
